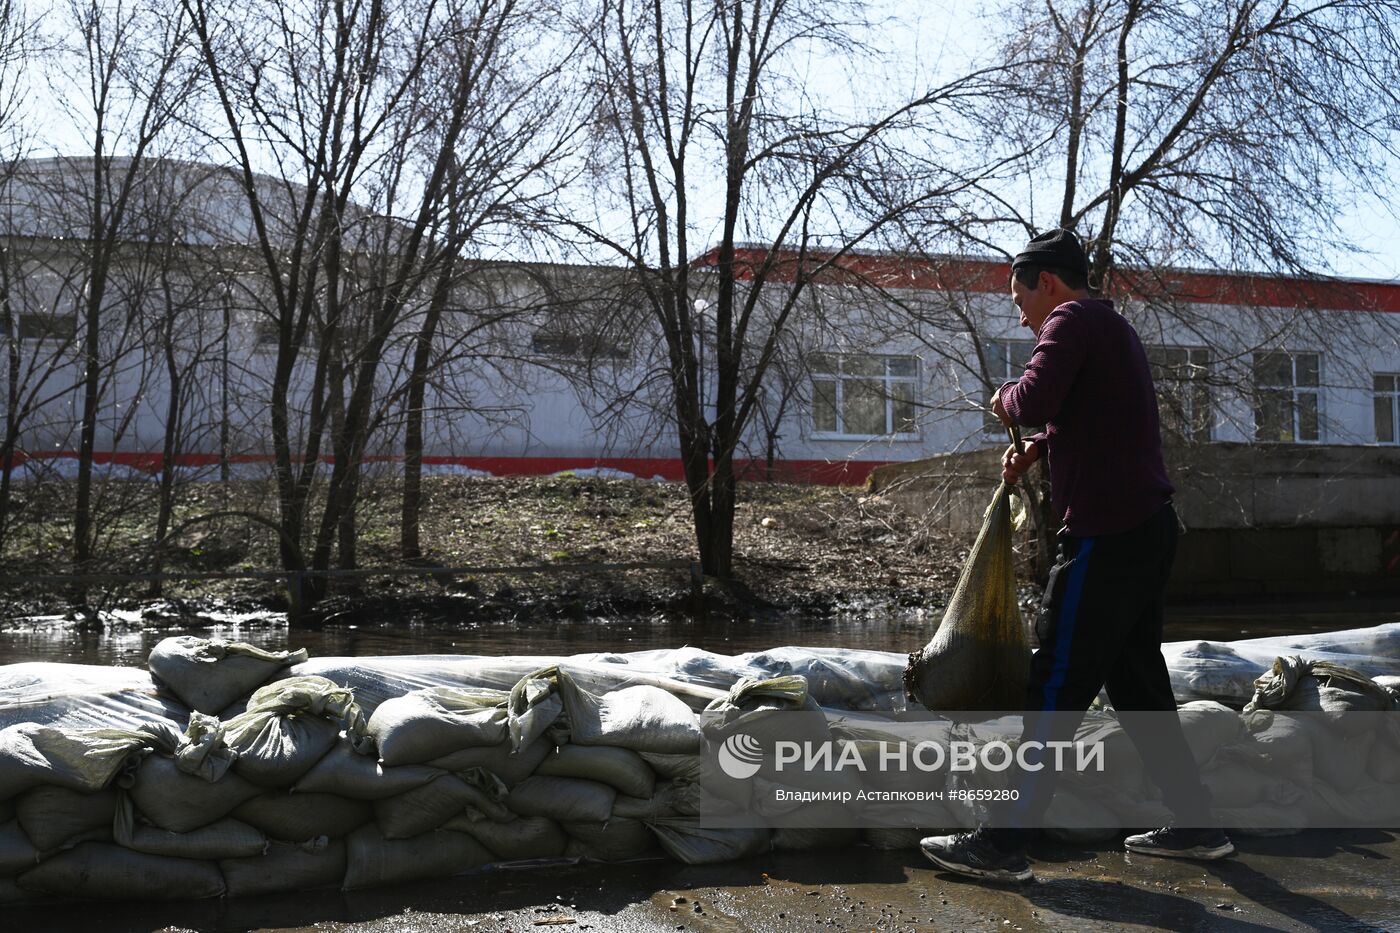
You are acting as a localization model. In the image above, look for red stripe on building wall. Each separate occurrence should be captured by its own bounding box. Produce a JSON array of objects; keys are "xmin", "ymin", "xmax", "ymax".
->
[
  {"xmin": 704, "ymin": 249, "xmax": 1400, "ymax": 313},
  {"xmin": 6, "ymin": 451, "xmax": 889, "ymax": 486}
]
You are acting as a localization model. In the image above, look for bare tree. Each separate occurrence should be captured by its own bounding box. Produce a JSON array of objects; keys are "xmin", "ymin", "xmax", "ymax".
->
[
  {"xmin": 43, "ymin": 0, "xmax": 202, "ymax": 593},
  {"xmin": 564, "ymin": 0, "xmax": 999, "ymax": 579}
]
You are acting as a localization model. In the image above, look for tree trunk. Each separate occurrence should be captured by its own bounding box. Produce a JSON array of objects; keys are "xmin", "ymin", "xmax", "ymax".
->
[{"xmin": 400, "ymin": 259, "xmax": 454, "ymax": 560}]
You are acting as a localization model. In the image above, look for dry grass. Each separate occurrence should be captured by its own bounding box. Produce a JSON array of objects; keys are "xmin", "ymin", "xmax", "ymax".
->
[{"xmin": 0, "ymin": 473, "xmax": 966, "ymax": 619}]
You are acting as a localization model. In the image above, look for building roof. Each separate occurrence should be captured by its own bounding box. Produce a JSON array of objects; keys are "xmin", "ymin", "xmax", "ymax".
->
[{"xmin": 696, "ymin": 244, "xmax": 1400, "ymax": 313}]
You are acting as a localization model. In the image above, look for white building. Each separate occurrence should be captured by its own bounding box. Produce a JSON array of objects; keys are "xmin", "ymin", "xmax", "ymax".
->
[{"xmin": 3, "ymin": 158, "xmax": 1398, "ymax": 485}]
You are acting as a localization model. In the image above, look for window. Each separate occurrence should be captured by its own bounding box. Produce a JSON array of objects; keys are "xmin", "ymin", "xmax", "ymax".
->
[
  {"xmin": 530, "ymin": 327, "xmax": 628, "ymax": 360},
  {"xmin": 1376, "ymin": 373, "xmax": 1400, "ymax": 445},
  {"xmin": 253, "ymin": 319, "xmax": 317, "ymax": 351},
  {"xmin": 981, "ymin": 339, "xmax": 1037, "ymax": 434},
  {"xmin": 1252, "ymin": 351, "xmax": 1320, "ymax": 443},
  {"xmin": 17, "ymin": 312, "xmax": 76, "ymax": 342},
  {"xmin": 1148, "ymin": 346, "xmax": 1213, "ymax": 443},
  {"xmin": 810, "ymin": 353, "xmax": 919, "ymax": 438}
]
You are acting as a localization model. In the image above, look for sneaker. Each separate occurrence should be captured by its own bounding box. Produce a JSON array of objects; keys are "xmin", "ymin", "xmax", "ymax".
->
[
  {"xmin": 1124, "ymin": 827, "xmax": 1235, "ymax": 860},
  {"xmin": 920, "ymin": 830, "xmax": 1033, "ymax": 883}
]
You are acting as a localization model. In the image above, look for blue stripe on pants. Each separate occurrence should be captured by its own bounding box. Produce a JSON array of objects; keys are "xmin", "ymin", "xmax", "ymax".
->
[{"xmin": 1041, "ymin": 538, "xmax": 1095, "ymax": 712}]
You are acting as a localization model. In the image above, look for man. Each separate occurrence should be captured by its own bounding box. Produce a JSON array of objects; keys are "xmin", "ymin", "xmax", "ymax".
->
[{"xmin": 920, "ymin": 228, "xmax": 1233, "ymax": 883}]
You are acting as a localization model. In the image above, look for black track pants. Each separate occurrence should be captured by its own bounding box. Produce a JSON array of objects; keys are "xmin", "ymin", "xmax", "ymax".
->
[{"xmin": 990, "ymin": 503, "xmax": 1211, "ymax": 846}]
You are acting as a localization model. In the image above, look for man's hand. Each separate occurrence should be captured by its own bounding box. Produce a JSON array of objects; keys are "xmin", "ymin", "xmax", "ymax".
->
[
  {"xmin": 1002, "ymin": 442, "xmax": 1039, "ymax": 484},
  {"xmin": 990, "ymin": 387, "xmax": 1013, "ymax": 429}
]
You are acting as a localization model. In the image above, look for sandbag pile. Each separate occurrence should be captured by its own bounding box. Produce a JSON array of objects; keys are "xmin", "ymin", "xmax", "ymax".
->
[
  {"xmin": 0, "ymin": 629, "xmax": 1397, "ymax": 903},
  {"xmin": 0, "ymin": 640, "xmax": 775, "ymax": 903}
]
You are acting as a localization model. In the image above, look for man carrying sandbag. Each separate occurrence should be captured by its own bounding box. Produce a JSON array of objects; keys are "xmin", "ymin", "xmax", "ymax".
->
[{"xmin": 920, "ymin": 228, "xmax": 1233, "ymax": 883}]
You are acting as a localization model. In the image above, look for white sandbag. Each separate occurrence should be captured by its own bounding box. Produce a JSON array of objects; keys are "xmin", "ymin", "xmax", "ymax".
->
[
  {"xmin": 1367, "ymin": 734, "xmax": 1400, "ymax": 784},
  {"xmin": 562, "ymin": 817, "xmax": 657, "ymax": 861},
  {"xmin": 509, "ymin": 667, "xmax": 702, "ymax": 755},
  {"xmin": 232, "ymin": 792, "xmax": 372, "ymax": 841},
  {"xmin": 771, "ymin": 827, "xmax": 861, "ymax": 851},
  {"xmin": 429, "ymin": 739, "xmax": 551, "ymax": 787},
  {"xmin": 148, "ymin": 636, "xmax": 308, "ymax": 714},
  {"xmin": 284, "ymin": 655, "xmax": 555, "ymax": 716},
  {"xmin": 1165, "ymin": 624, "xmax": 1400, "ymax": 705},
  {"xmin": 646, "ymin": 818, "xmax": 769, "ymax": 865},
  {"xmin": 1311, "ymin": 726, "xmax": 1374, "ymax": 792},
  {"xmin": 221, "ymin": 838, "xmax": 347, "ymax": 897},
  {"xmin": 225, "ymin": 712, "xmax": 342, "ymax": 787},
  {"xmin": 374, "ymin": 771, "xmax": 512, "ymax": 839},
  {"xmin": 1042, "ymin": 787, "xmax": 1121, "ymax": 844},
  {"xmin": 1178, "ymin": 701, "xmax": 1245, "ymax": 766},
  {"xmin": 15, "ymin": 786, "xmax": 119, "ymax": 852},
  {"xmin": 115, "ymin": 805, "xmax": 267, "ymax": 860},
  {"xmin": 612, "ymin": 781, "xmax": 702, "ymax": 820},
  {"xmin": 1309, "ymin": 779, "xmax": 1400, "ymax": 826},
  {"xmin": 342, "ymin": 824, "xmax": 493, "ymax": 890},
  {"xmin": 1200, "ymin": 760, "xmax": 1270, "ymax": 810},
  {"xmin": 367, "ymin": 688, "xmax": 509, "ymax": 766},
  {"xmin": 447, "ymin": 814, "xmax": 568, "ymax": 861},
  {"xmin": 17, "ymin": 842, "xmax": 225, "ymax": 900},
  {"xmin": 1241, "ymin": 711, "xmax": 1313, "ymax": 784},
  {"xmin": 1062, "ymin": 714, "xmax": 1144, "ymax": 794},
  {"xmin": 535, "ymin": 745, "xmax": 656, "ymax": 799},
  {"xmin": 217, "ymin": 676, "xmax": 367, "ymax": 786},
  {"xmin": 0, "ymin": 722, "xmax": 171, "ymax": 799},
  {"xmin": 129, "ymin": 753, "xmax": 262, "ymax": 833},
  {"xmin": 0, "ymin": 820, "xmax": 39, "ymax": 875},
  {"xmin": 293, "ymin": 741, "xmax": 444, "ymax": 799},
  {"xmin": 564, "ymin": 683, "xmax": 702, "ymax": 754},
  {"xmin": 506, "ymin": 776, "xmax": 615, "ymax": 823},
  {"xmin": 637, "ymin": 752, "xmax": 702, "ymax": 783}
]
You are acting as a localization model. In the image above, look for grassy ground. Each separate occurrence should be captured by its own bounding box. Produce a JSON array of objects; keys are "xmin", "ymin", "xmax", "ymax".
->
[{"xmin": 0, "ymin": 472, "xmax": 976, "ymax": 621}]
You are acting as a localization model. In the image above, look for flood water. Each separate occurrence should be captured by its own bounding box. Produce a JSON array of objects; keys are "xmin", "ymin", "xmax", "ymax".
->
[{"xmin": 0, "ymin": 600, "xmax": 1395, "ymax": 667}]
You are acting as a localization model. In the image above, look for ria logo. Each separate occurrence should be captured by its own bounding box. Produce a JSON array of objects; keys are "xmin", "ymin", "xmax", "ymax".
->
[{"xmin": 718, "ymin": 732, "xmax": 764, "ymax": 779}]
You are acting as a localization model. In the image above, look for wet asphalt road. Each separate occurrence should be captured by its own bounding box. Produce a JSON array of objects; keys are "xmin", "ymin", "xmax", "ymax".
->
[{"xmin": 11, "ymin": 829, "xmax": 1399, "ymax": 933}]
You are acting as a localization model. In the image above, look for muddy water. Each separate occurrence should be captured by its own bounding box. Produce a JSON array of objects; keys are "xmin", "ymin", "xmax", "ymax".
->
[{"xmin": 0, "ymin": 601, "xmax": 1394, "ymax": 667}]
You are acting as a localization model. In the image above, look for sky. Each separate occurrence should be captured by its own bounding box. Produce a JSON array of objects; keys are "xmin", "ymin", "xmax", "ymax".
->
[{"xmin": 19, "ymin": 0, "xmax": 1400, "ymax": 283}]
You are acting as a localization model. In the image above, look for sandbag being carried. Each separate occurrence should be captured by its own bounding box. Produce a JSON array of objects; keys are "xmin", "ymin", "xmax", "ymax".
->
[
  {"xmin": 148, "ymin": 636, "xmax": 308, "ymax": 714},
  {"xmin": 904, "ymin": 483, "xmax": 1029, "ymax": 711}
]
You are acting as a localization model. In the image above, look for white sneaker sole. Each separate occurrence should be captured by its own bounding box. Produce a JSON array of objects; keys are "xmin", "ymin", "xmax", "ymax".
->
[
  {"xmin": 920, "ymin": 845, "xmax": 1034, "ymax": 883},
  {"xmin": 1125, "ymin": 840, "xmax": 1235, "ymax": 860}
]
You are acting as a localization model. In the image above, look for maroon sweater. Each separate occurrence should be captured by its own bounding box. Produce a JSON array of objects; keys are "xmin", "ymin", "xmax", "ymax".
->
[{"xmin": 999, "ymin": 298, "xmax": 1174, "ymax": 538}]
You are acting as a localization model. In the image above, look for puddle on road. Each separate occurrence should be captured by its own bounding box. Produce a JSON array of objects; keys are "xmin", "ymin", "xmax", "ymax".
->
[{"xmin": 0, "ymin": 600, "xmax": 1393, "ymax": 667}]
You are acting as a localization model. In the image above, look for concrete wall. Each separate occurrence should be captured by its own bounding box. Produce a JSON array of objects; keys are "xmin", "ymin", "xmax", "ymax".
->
[{"xmin": 869, "ymin": 444, "xmax": 1400, "ymax": 598}]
